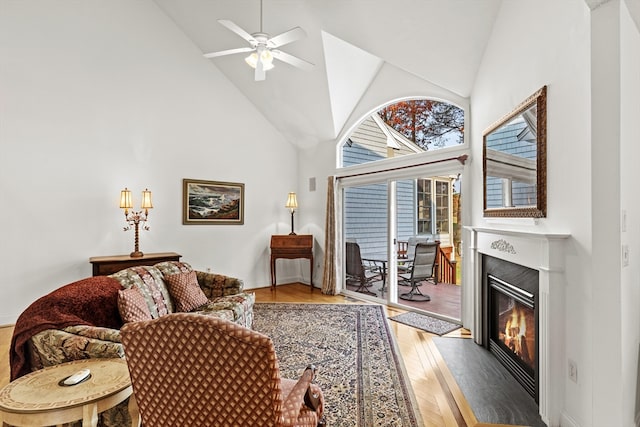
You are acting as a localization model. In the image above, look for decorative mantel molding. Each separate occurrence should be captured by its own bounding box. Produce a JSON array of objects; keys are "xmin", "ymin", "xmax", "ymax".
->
[
  {"xmin": 463, "ymin": 226, "xmax": 570, "ymax": 427},
  {"xmin": 468, "ymin": 226, "xmax": 569, "ymax": 272},
  {"xmin": 490, "ymin": 238, "xmax": 516, "ymax": 254}
]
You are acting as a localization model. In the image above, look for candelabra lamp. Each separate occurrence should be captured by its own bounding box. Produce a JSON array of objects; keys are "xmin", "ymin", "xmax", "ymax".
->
[
  {"xmin": 285, "ymin": 192, "xmax": 298, "ymax": 235},
  {"xmin": 120, "ymin": 188, "xmax": 153, "ymax": 258}
]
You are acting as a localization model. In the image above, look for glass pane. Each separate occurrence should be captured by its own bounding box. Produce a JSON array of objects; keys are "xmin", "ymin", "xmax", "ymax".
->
[
  {"xmin": 395, "ymin": 174, "xmax": 463, "ymax": 320},
  {"xmin": 343, "ymin": 183, "xmax": 388, "ymax": 302},
  {"xmin": 494, "ymin": 292, "xmax": 536, "ymax": 375},
  {"xmin": 340, "ymin": 100, "xmax": 464, "ymax": 168},
  {"xmin": 485, "ymin": 114, "xmax": 537, "ymax": 209}
]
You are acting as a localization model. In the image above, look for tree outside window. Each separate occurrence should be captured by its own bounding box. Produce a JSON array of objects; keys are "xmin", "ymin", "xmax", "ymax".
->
[{"xmin": 378, "ymin": 99, "xmax": 464, "ymax": 150}]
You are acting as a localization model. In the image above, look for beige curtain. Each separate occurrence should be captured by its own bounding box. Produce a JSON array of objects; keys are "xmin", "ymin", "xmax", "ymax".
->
[{"xmin": 321, "ymin": 176, "xmax": 337, "ymax": 295}]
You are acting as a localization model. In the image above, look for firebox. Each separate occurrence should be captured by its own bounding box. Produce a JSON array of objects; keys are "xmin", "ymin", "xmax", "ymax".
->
[{"xmin": 483, "ymin": 255, "xmax": 539, "ymax": 402}]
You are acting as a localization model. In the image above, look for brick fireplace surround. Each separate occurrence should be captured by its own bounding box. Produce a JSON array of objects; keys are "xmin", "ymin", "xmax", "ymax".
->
[{"xmin": 466, "ymin": 227, "xmax": 569, "ymax": 426}]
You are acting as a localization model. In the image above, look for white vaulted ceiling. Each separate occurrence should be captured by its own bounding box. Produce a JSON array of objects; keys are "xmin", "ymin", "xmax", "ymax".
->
[{"xmin": 153, "ymin": 0, "xmax": 503, "ymax": 147}]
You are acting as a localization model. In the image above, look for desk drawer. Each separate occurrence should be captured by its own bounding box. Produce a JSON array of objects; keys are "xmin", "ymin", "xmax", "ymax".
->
[
  {"xmin": 271, "ymin": 248, "xmax": 312, "ymax": 257},
  {"xmin": 270, "ymin": 235, "xmax": 313, "ymax": 249}
]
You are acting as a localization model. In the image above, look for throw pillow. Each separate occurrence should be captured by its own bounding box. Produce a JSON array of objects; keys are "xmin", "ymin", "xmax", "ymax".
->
[
  {"xmin": 118, "ymin": 287, "xmax": 152, "ymax": 323},
  {"xmin": 165, "ymin": 271, "xmax": 209, "ymax": 312}
]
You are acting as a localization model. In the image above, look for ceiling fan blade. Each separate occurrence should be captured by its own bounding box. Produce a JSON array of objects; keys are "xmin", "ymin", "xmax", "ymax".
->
[
  {"xmin": 271, "ymin": 50, "xmax": 314, "ymax": 71},
  {"xmin": 218, "ymin": 19, "xmax": 257, "ymax": 45},
  {"xmin": 255, "ymin": 55, "xmax": 266, "ymax": 81},
  {"xmin": 267, "ymin": 26, "xmax": 306, "ymax": 48},
  {"xmin": 203, "ymin": 47, "xmax": 254, "ymax": 59}
]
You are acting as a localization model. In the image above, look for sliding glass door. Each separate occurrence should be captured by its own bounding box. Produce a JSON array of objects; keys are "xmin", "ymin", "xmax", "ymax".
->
[{"xmin": 340, "ymin": 169, "xmax": 463, "ymax": 321}]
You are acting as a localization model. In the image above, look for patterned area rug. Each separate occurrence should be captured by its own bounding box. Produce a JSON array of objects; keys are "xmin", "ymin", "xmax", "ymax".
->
[
  {"xmin": 388, "ymin": 311, "xmax": 461, "ymax": 336},
  {"xmin": 253, "ymin": 303, "xmax": 424, "ymax": 427}
]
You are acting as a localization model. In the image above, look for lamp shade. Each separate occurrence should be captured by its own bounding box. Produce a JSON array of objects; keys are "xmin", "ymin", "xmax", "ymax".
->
[
  {"xmin": 285, "ymin": 192, "xmax": 298, "ymax": 209},
  {"xmin": 120, "ymin": 188, "xmax": 133, "ymax": 209},
  {"xmin": 141, "ymin": 189, "xmax": 153, "ymax": 209}
]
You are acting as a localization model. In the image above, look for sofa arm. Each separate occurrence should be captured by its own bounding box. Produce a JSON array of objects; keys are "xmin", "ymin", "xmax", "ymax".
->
[
  {"xmin": 28, "ymin": 326, "xmax": 124, "ymax": 372},
  {"xmin": 196, "ymin": 270, "xmax": 244, "ymax": 298}
]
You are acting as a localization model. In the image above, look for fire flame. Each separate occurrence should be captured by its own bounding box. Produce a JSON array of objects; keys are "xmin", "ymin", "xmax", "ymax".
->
[{"xmin": 504, "ymin": 307, "xmax": 527, "ymax": 357}]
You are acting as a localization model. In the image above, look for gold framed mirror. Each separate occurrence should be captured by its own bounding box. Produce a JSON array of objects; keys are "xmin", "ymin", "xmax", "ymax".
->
[{"xmin": 483, "ymin": 86, "xmax": 547, "ymax": 218}]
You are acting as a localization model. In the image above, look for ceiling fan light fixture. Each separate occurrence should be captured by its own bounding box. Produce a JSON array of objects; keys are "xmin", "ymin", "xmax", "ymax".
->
[{"xmin": 244, "ymin": 50, "xmax": 274, "ymax": 70}]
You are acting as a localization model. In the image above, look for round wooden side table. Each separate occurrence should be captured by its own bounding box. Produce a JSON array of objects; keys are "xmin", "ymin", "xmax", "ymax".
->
[{"xmin": 0, "ymin": 358, "xmax": 139, "ymax": 427}]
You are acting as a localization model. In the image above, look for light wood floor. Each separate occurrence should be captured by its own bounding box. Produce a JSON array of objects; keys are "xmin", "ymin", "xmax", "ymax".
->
[{"xmin": 0, "ymin": 283, "xmax": 521, "ymax": 427}]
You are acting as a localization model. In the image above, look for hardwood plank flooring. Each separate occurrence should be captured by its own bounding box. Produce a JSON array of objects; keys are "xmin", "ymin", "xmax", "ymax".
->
[
  {"xmin": 257, "ymin": 283, "xmax": 520, "ymax": 427},
  {"xmin": 0, "ymin": 283, "xmax": 523, "ymax": 427}
]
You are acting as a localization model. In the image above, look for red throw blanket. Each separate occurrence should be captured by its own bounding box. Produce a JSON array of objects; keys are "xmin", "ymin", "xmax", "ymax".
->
[{"xmin": 10, "ymin": 276, "xmax": 124, "ymax": 381}]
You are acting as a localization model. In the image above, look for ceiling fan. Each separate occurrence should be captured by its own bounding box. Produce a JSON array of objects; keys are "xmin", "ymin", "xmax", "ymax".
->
[{"xmin": 203, "ymin": 0, "xmax": 314, "ymax": 81}]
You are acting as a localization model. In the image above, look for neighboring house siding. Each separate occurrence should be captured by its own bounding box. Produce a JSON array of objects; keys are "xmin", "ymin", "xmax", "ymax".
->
[
  {"xmin": 344, "ymin": 116, "xmax": 418, "ymax": 167},
  {"xmin": 343, "ymin": 141, "xmax": 416, "ymax": 258},
  {"xmin": 348, "ymin": 116, "xmax": 388, "ymax": 158},
  {"xmin": 344, "ymin": 183, "xmax": 388, "ymax": 257},
  {"xmin": 342, "ymin": 142, "xmax": 383, "ymax": 167},
  {"xmin": 396, "ymin": 179, "xmax": 415, "ymax": 242},
  {"xmin": 485, "ymin": 120, "xmax": 536, "ymax": 208}
]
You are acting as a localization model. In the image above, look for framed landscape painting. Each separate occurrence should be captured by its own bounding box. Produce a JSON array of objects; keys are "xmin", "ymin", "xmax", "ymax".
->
[{"xmin": 183, "ymin": 179, "xmax": 245, "ymax": 225}]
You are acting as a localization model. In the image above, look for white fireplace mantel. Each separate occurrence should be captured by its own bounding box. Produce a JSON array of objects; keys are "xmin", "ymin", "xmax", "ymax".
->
[{"xmin": 464, "ymin": 226, "xmax": 570, "ymax": 427}]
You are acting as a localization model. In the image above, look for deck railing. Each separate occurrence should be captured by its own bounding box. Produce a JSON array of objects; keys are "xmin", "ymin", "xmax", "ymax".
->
[
  {"xmin": 437, "ymin": 247, "xmax": 457, "ymax": 285},
  {"xmin": 397, "ymin": 240, "xmax": 458, "ymax": 285}
]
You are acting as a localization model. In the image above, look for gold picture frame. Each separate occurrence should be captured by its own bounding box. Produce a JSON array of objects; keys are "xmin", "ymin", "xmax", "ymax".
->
[{"xmin": 182, "ymin": 179, "xmax": 245, "ymax": 225}]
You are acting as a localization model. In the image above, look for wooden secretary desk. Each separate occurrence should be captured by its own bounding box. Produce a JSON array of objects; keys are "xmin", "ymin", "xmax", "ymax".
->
[
  {"xmin": 270, "ymin": 235, "xmax": 313, "ymax": 292},
  {"xmin": 89, "ymin": 252, "xmax": 181, "ymax": 276}
]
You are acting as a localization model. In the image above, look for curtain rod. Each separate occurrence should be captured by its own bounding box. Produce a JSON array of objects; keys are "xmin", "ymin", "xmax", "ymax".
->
[{"xmin": 339, "ymin": 154, "xmax": 468, "ymax": 179}]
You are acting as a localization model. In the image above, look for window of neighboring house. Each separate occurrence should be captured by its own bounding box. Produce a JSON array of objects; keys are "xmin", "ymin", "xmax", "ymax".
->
[
  {"xmin": 416, "ymin": 178, "xmax": 450, "ymax": 235},
  {"xmin": 435, "ymin": 180, "xmax": 450, "ymax": 234},
  {"xmin": 417, "ymin": 179, "xmax": 432, "ymax": 234}
]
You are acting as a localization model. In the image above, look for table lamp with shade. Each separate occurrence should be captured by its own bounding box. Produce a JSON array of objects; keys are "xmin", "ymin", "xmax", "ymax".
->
[
  {"xmin": 120, "ymin": 188, "xmax": 153, "ymax": 258},
  {"xmin": 285, "ymin": 192, "xmax": 298, "ymax": 235}
]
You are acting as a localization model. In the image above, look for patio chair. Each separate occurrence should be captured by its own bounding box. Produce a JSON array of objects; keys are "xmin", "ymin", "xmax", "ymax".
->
[
  {"xmin": 404, "ymin": 236, "xmax": 433, "ymax": 261},
  {"xmin": 345, "ymin": 241, "xmax": 383, "ymax": 295},
  {"xmin": 121, "ymin": 313, "xmax": 325, "ymax": 427},
  {"xmin": 397, "ymin": 236, "xmax": 433, "ymax": 276},
  {"xmin": 398, "ymin": 241, "xmax": 439, "ymax": 301}
]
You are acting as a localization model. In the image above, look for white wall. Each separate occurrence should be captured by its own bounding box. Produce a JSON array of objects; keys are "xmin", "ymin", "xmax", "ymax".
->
[
  {"xmin": 471, "ymin": 0, "xmax": 640, "ymax": 426},
  {"xmin": 471, "ymin": 0, "xmax": 592, "ymax": 425},
  {"xmin": 620, "ymin": 1, "xmax": 640, "ymax": 424},
  {"xmin": 0, "ymin": 0, "xmax": 300, "ymax": 325}
]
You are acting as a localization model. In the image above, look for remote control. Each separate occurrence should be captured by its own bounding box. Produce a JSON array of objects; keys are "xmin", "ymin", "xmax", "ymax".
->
[{"xmin": 63, "ymin": 369, "xmax": 91, "ymax": 385}]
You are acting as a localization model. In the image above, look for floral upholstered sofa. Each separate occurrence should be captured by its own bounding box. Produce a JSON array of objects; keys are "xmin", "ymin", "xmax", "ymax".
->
[{"xmin": 10, "ymin": 260, "xmax": 254, "ymax": 427}]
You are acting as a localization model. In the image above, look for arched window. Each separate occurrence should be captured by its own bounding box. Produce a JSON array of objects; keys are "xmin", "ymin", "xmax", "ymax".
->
[{"xmin": 340, "ymin": 99, "xmax": 464, "ymax": 168}]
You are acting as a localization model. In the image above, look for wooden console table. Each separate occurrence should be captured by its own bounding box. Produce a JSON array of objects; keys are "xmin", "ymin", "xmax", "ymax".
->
[
  {"xmin": 270, "ymin": 235, "xmax": 313, "ymax": 292},
  {"xmin": 89, "ymin": 252, "xmax": 181, "ymax": 276}
]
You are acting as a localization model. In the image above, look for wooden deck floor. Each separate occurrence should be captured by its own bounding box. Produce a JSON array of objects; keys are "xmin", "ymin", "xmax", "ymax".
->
[
  {"xmin": 0, "ymin": 284, "xmax": 522, "ymax": 427},
  {"xmin": 346, "ymin": 279, "xmax": 462, "ymax": 320}
]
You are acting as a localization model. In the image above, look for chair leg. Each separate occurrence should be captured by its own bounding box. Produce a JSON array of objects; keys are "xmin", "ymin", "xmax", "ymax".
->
[
  {"xmin": 355, "ymin": 280, "xmax": 376, "ymax": 295},
  {"xmin": 399, "ymin": 280, "xmax": 431, "ymax": 301}
]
